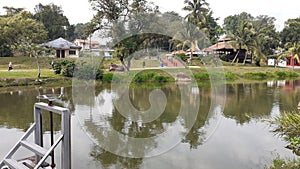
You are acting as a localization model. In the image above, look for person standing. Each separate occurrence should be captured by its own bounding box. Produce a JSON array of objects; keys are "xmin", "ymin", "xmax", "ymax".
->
[
  {"xmin": 8, "ymin": 61, "xmax": 13, "ymax": 71},
  {"xmin": 51, "ymin": 60, "xmax": 54, "ymax": 69}
]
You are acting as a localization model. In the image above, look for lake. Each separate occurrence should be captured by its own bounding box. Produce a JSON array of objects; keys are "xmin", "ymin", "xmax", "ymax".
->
[{"xmin": 0, "ymin": 80, "xmax": 299, "ymax": 169}]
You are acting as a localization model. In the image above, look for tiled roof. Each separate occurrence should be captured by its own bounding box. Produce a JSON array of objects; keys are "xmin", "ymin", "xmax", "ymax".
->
[
  {"xmin": 204, "ymin": 41, "xmax": 233, "ymax": 52},
  {"xmin": 74, "ymin": 39, "xmax": 99, "ymax": 45},
  {"xmin": 42, "ymin": 37, "xmax": 82, "ymax": 49}
]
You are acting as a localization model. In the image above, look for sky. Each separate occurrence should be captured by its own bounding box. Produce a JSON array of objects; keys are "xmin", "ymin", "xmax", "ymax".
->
[{"xmin": 0, "ymin": 0, "xmax": 299, "ymax": 31}]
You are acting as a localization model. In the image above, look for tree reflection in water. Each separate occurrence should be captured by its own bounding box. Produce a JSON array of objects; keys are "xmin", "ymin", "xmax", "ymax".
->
[
  {"xmin": 75, "ymin": 84, "xmax": 218, "ymax": 159},
  {"xmin": 2, "ymin": 80, "xmax": 300, "ymax": 168}
]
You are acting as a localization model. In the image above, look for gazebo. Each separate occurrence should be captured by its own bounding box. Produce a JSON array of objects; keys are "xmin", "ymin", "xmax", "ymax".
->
[
  {"xmin": 42, "ymin": 37, "xmax": 82, "ymax": 58},
  {"xmin": 204, "ymin": 38, "xmax": 234, "ymax": 55},
  {"xmin": 203, "ymin": 38, "xmax": 247, "ymax": 62}
]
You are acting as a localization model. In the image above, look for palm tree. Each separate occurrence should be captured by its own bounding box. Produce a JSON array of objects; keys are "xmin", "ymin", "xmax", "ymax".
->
[
  {"xmin": 227, "ymin": 20, "xmax": 261, "ymax": 65},
  {"xmin": 183, "ymin": 0, "xmax": 209, "ymax": 27},
  {"xmin": 173, "ymin": 22, "xmax": 207, "ymax": 60}
]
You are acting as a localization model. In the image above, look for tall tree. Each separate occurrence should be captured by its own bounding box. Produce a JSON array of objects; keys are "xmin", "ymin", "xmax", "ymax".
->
[
  {"xmin": 2, "ymin": 6, "xmax": 24, "ymax": 16},
  {"xmin": 183, "ymin": 0, "xmax": 221, "ymax": 46},
  {"xmin": 173, "ymin": 22, "xmax": 207, "ymax": 58},
  {"xmin": 88, "ymin": 0, "xmax": 130, "ymax": 33},
  {"xmin": 223, "ymin": 13, "xmax": 276, "ymax": 64},
  {"xmin": 34, "ymin": 3, "xmax": 71, "ymax": 40},
  {"xmin": 2, "ymin": 11, "xmax": 48, "ymax": 55},
  {"xmin": 280, "ymin": 17, "xmax": 300, "ymax": 46},
  {"xmin": 205, "ymin": 11, "xmax": 222, "ymax": 44},
  {"xmin": 253, "ymin": 15, "xmax": 280, "ymax": 55},
  {"xmin": 227, "ymin": 20, "xmax": 260, "ymax": 65},
  {"xmin": 1, "ymin": 11, "xmax": 48, "ymax": 77},
  {"xmin": 0, "ymin": 16, "xmax": 12, "ymax": 56},
  {"xmin": 223, "ymin": 12, "xmax": 254, "ymax": 35},
  {"xmin": 183, "ymin": 0, "xmax": 209, "ymax": 27},
  {"xmin": 88, "ymin": 0, "xmax": 161, "ymax": 70},
  {"xmin": 72, "ymin": 23, "xmax": 90, "ymax": 40}
]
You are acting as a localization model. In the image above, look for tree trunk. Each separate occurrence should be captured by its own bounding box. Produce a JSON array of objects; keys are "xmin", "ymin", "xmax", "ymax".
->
[
  {"xmin": 231, "ymin": 50, "xmax": 240, "ymax": 65},
  {"xmin": 120, "ymin": 60, "xmax": 129, "ymax": 71},
  {"xmin": 127, "ymin": 60, "xmax": 131, "ymax": 71},
  {"xmin": 242, "ymin": 51, "xmax": 248, "ymax": 65}
]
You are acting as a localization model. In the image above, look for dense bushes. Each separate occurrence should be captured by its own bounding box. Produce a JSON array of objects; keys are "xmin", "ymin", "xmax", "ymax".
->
[
  {"xmin": 244, "ymin": 72, "xmax": 271, "ymax": 79},
  {"xmin": 193, "ymin": 72, "xmax": 237, "ymax": 81},
  {"xmin": 268, "ymin": 111, "xmax": 300, "ymax": 156},
  {"xmin": 268, "ymin": 158, "xmax": 300, "ymax": 169},
  {"xmin": 133, "ymin": 72, "xmax": 170, "ymax": 83},
  {"xmin": 244, "ymin": 71, "xmax": 299, "ymax": 80},
  {"xmin": 53, "ymin": 60, "xmax": 300, "ymax": 84},
  {"xmin": 275, "ymin": 71, "xmax": 299, "ymax": 78},
  {"xmin": 53, "ymin": 60, "xmax": 103, "ymax": 80},
  {"xmin": 267, "ymin": 112, "xmax": 300, "ymax": 169}
]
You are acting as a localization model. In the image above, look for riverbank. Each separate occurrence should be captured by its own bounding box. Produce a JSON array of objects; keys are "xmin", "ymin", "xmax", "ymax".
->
[
  {"xmin": 1, "ymin": 56, "xmax": 300, "ymax": 87},
  {"xmin": 0, "ymin": 68, "xmax": 71, "ymax": 87},
  {"xmin": 1, "ymin": 66, "xmax": 300, "ymax": 87}
]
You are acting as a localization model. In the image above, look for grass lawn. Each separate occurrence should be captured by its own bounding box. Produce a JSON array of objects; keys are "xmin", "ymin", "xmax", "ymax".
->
[
  {"xmin": 0, "ymin": 69, "xmax": 61, "ymax": 79},
  {"xmin": 1, "ymin": 56, "xmax": 300, "ymax": 82}
]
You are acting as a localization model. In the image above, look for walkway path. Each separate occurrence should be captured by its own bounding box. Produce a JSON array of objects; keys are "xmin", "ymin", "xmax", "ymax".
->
[{"xmin": 161, "ymin": 58, "xmax": 186, "ymax": 68}]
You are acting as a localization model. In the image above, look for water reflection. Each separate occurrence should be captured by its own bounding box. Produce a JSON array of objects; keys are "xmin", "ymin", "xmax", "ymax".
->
[
  {"xmin": 224, "ymin": 83, "xmax": 274, "ymax": 124},
  {"xmin": 0, "ymin": 80, "xmax": 299, "ymax": 168},
  {"xmin": 75, "ymin": 84, "xmax": 204, "ymax": 158}
]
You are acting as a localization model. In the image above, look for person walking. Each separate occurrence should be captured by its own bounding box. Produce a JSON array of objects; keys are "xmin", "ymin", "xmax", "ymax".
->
[{"xmin": 8, "ymin": 61, "xmax": 13, "ymax": 71}]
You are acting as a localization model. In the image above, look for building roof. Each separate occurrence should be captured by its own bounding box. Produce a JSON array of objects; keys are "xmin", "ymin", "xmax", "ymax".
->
[
  {"xmin": 74, "ymin": 39, "xmax": 100, "ymax": 45},
  {"xmin": 42, "ymin": 37, "xmax": 82, "ymax": 50},
  {"xmin": 203, "ymin": 41, "xmax": 233, "ymax": 52}
]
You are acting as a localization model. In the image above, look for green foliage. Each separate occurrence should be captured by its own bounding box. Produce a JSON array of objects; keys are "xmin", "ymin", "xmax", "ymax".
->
[
  {"xmin": 62, "ymin": 61, "xmax": 75, "ymax": 78},
  {"xmin": 153, "ymin": 75, "xmax": 169, "ymax": 83},
  {"xmin": 176, "ymin": 53, "xmax": 187, "ymax": 62},
  {"xmin": 2, "ymin": 6, "xmax": 24, "ymax": 16},
  {"xmin": 280, "ymin": 17, "xmax": 300, "ymax": 45},
  {"xmin": 134, "ymin": 74, "xmax": 148, "ymax": 83},
  {"xmin": 225, "ymin": 72, "xmax": 238, "ymax": 80},
  {"xmin": 133, "ymin": 72, "xmax": 155, "ymax": 83},
  {"xmin": 275, "ymin": 71, "xmax": 299, "ymax": 78},
  {"xmin": 268, "ymin": 158, "xmax": 300, "ymax": 169},
  {"xmin": 34, "ymin": 3, "xmax": 71, "ymax": 40},
  {"xmin": 224, "ymin": 12, "xmax": 280, "ymax": 63},
  {"xmin": 275, "ymin": 71, "xmax": 287, "ymax": 78},
  {"xmin": 223, "ymin": 12, "xmax": 254, "ymax": 35},
  {"xmin": 194, "ymin": 72, "xmax": 230, "ymax": 81},
  {"xmin": 53, "ymin": 60, "xmax": 104, "ymax": 80},
  {"xmin": 53, "ymin": 61, "xmax": 62, "ymax": 74},
  {"xmin": 75, "ymin": 63, "xmax": 104, "ymax": 80},
  {"xmin": 102, "ymin": 73, "xmax": 115, "ymax": 83},
  {"xmin": 133, "ymin": 72, "xmax": 169, "ymax": 83},
  {"xmin": 73, "ymin": 23, "xmax": 89, "ymax": 40},
  {"xmin": 244, "ymin": 72, "xmax": 272, "ymax": 79},
  {"xmin": 268, "ymin": 111, "xmax": 300, "ymax": 156},
  {"xmin": 0, "ymin": 44, "xmax": 12, "ymax": 57},
  {"xmin": 194, "ymin": 72, "xmax": 209, "ymax": 80},
  {"xmin": 0, "ymin": 11, "xmax": 48, "ymax": 57}
]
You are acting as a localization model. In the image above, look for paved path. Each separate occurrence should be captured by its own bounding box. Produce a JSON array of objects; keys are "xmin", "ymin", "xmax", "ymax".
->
[{"xmin": 161, "ymin": 58, "xmax": 185, "ymax": 68}]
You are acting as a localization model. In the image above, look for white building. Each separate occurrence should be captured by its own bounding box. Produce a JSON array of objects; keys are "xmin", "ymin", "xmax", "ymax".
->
[
  {"xmin": 42, "ymin": 37, "xmax": 82, "ymax": 58},
  {"xmin": 267, "ymin": 59, "xmax": 287, "ymax": 67}
]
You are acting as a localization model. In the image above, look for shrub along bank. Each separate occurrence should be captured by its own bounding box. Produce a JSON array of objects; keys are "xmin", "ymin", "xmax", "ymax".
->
[
  {"xmin": 1, "ymin": 58, "xmax": 300, "ymax": 87},
  {"xmin": 52, "ymin": 59, "xmax": 300, "ymax": 84}
]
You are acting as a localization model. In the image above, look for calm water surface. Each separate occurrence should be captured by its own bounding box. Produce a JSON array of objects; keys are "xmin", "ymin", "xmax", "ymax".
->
[{"xmin": 0, "ymin": 80, "xmax": 299, "ymax": 169}]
